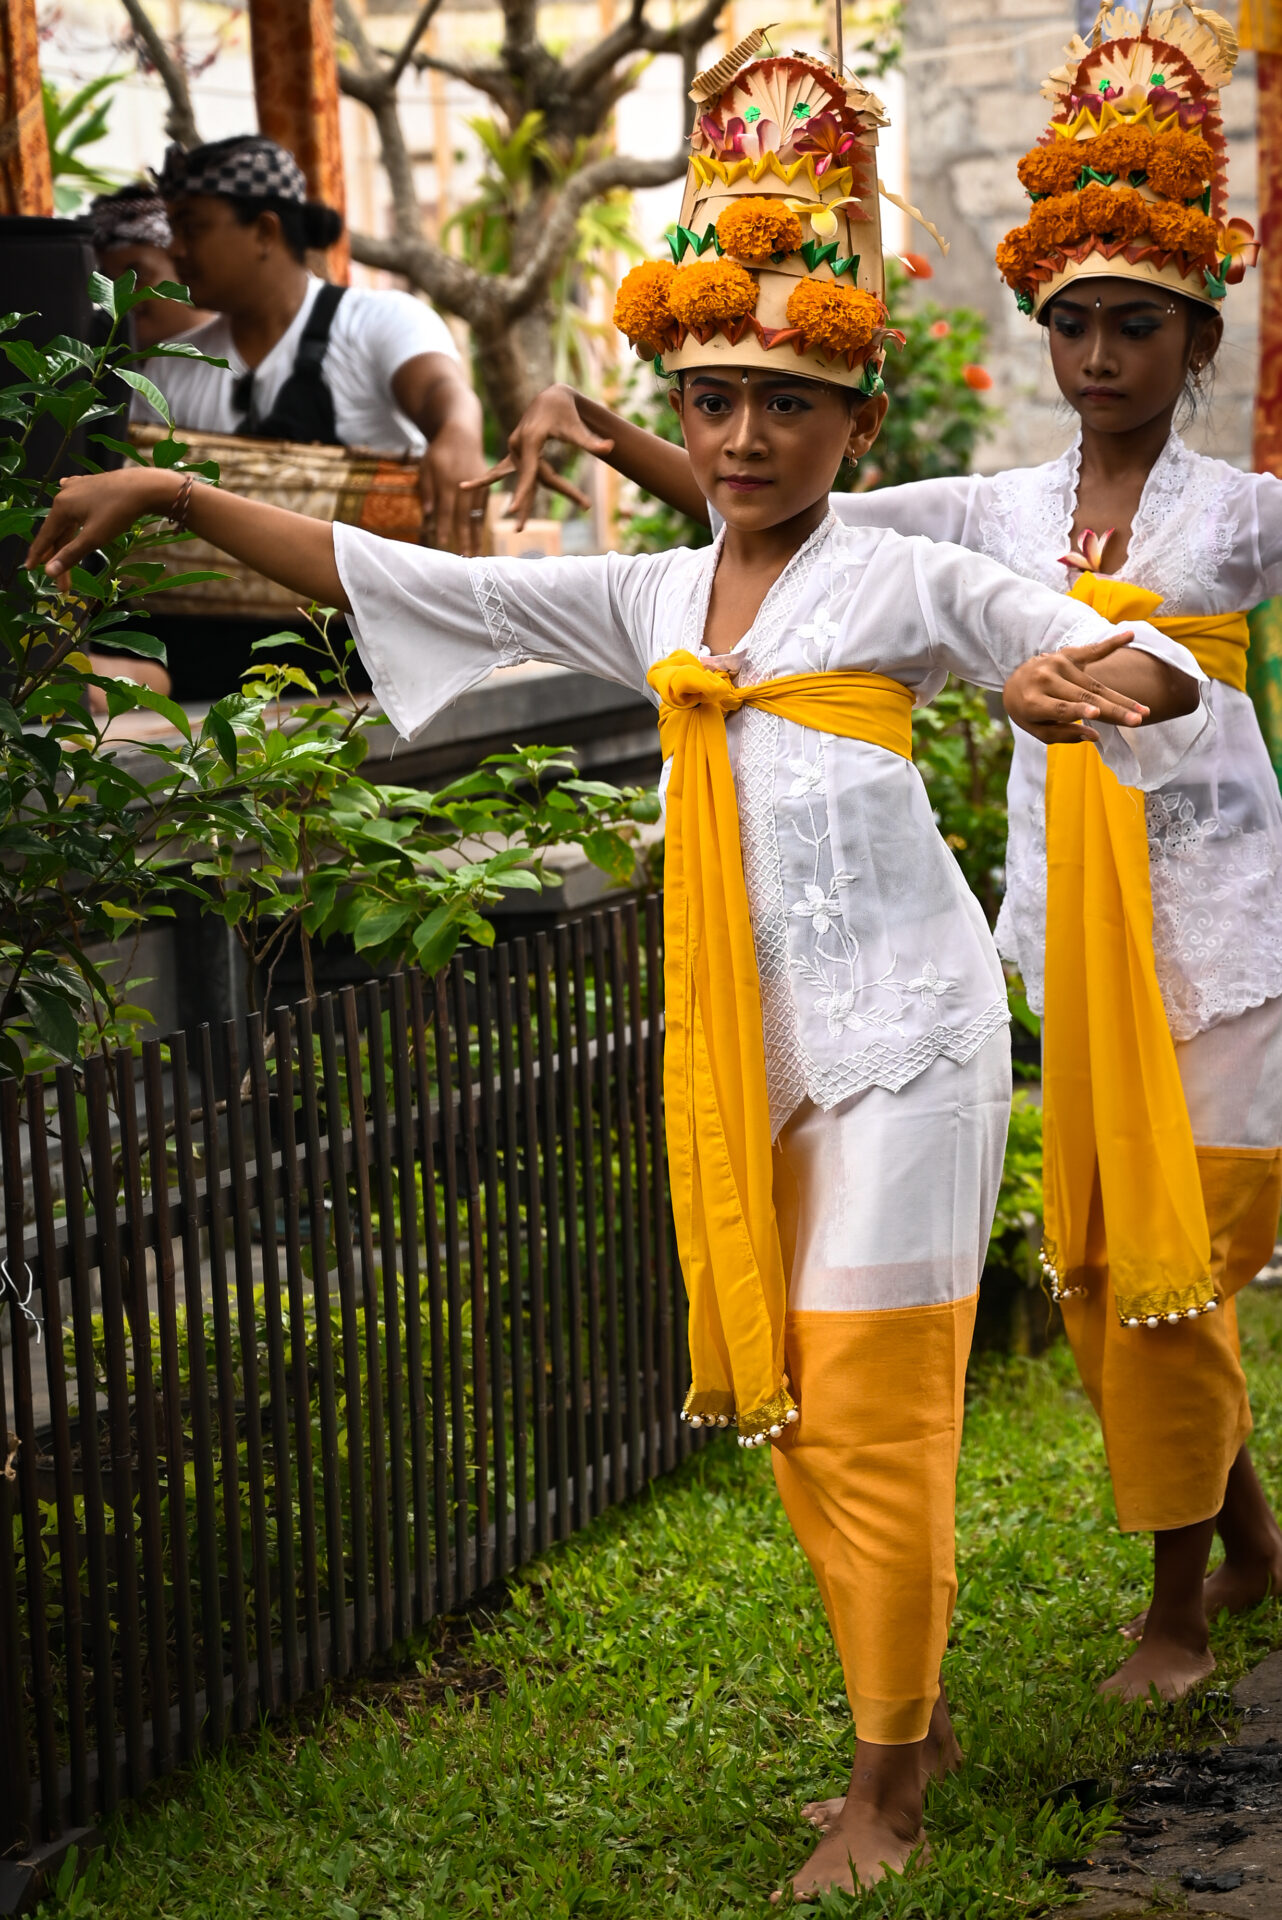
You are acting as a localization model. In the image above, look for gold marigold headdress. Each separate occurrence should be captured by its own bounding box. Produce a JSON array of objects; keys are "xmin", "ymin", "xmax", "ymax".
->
[
  {"xmin": 997, "ymin": 4, "xmax": 1259, "ymax": 317},
  {"xmin": 613, "ymin": 32, "xmax": 942, "ymax": 392}
]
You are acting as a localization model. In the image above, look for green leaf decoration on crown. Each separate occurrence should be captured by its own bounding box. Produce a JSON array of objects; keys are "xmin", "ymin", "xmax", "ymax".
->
[
  {"xmin": 665, "ymin": 223, "xmax": 723, "ymax": 264},
  {"xmin": 799, "ymin": 240, "xmax": 861, "ymax": 279},
  {"xmin": 1080, "ymin": 166, "xmax": 1117, "ymax": 187},
  {"xmin": 1203, "ymin": 261, "xmax": 1229, "ymax": 301}
]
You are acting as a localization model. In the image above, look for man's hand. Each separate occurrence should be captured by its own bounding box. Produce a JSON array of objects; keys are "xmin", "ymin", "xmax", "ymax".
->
[
  {"xmin": 25, "ymin": 467, "xmax": 182, "ymax": 578},
  {"xmin": 461, "ymin": 384, "xmax": 609, "ymax": 530},
  {"xmin": 1003, "ymin": 632, "xmax": 1150, "ymax": 744},
  {"xmin": 419, "ymin": 419, "xmax": 491, "ymax": 558}
]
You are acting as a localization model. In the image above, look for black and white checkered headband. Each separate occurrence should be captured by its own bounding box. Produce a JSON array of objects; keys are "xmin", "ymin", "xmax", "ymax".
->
[
  {"xmin": 88, "ymin": 191, "xmax": 172, "ymax": 252},
  {"xmin": 156, "ymin": 137, "xmax": 307, "ymax": 205}
]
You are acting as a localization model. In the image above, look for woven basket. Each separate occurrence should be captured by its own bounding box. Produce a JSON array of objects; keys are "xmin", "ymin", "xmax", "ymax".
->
[{"xmin": 129, "ymin": 425, "xmax": 421, "ymax": 619}]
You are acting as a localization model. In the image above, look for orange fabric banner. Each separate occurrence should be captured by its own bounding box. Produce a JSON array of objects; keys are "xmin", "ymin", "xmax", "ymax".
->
[
  {"xmin": 249, "ymin": 0, "xmax": 349, "ymax": 283},
  {"xmin": 0, "ymin": 0, "xmax": 53, "ymax": 217},
  {"xmin": 1253, "ymin": 52, "xmax": 1282, "ymax": 475}
]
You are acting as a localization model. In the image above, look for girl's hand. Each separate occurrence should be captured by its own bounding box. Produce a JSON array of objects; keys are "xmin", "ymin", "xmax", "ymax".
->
[
  {"xmin": 25, "ymin": 467, "xmax": 181, "ymax": 579},
  {"xmin": 1003, "ymin": 631, "xmax": 1149, "ymax": 744},
  {"xmin": 460, "ymin": 385, "xmax": 610, "ymax": 529}
]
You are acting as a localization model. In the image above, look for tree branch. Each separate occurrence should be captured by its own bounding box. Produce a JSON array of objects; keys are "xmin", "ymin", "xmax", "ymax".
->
[
  {"xmin": 119, "ymin": 0, "xmax": 201, "ymax": 149},
  {"xmin": 387, "ymin": 0, "xmax": 446, "ymax": 91},
  {"xmin": 564, "ymin": 0, "xmax": 724, "ymax": 101},
  {"xmin": 498, "ymin": 148, "xmax": 686, "ymax": 316},
  {"xmin": 409, "ymin": 51, "xmax": 522, "ymax": 118}
]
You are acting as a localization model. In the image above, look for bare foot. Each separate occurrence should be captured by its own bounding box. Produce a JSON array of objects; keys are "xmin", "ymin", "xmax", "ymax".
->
[
  {"xmin": 1121, "ymin": 1546, "xmax": 1282, "ymax": 1640},
  {"xmin": 772, "ymin": 1807, "xmax": 926, "ymax": 1903},
  {"xmin": 1099, "ymin": 1633, "xmax": 1216, "ymax": 1703},
  {"xmin": 800, "ymin": 1695, "xmax": 961, "ymax": 1831}
]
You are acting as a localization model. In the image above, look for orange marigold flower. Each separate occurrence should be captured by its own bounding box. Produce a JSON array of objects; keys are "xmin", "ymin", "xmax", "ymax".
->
[
  {"xmin": 1017, "ymin": 142, "xmax": 1081, "ymax": 197},
  {"xmin": 715, "ymin": 197, "xmax": 803, "ymax": 265},
  {"xmin": 1089, "ymin": 124, "xmax": 1155, "ymax": 178},
  {"xmin": 1027, "ymin": 193, "xmax": 1084, "ymax": 248},
  {"xmin": 613, "ymin": 261, "xmax": 678, "ymax": 351},
  {"xmin": 1076, "ymin": 180, "xmax": 1146, "ymax": 239},
  {"xmin": 784, "ymin": 280, "xmax": 886, "ymax": 358},
  {"xmin": 1144, "ymin": 201, "xmax": 1219, "ymax": 259},
  {"xmin": 1145, "ymin": 129, "xmax": 1216, "ymax": 201},
  {"xmin": 995, "ymin": 224, "xmax": 1043, "ymax": 285},
  {"xmin": 962, "ymin": 364, "xmax": 994, "ymax": 391},
  {"xmin": 668, "ymin": 257, "xmax": 759, "ymax": 329}
]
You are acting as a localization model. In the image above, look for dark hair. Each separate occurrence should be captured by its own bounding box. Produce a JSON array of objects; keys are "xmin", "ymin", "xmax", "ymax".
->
[{"xmin": 227, "ymin": 196, "xmax": 344, "ymax": 262}]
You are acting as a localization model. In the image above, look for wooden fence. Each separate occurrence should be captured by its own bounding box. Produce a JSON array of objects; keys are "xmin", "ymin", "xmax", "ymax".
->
[{"xmin": 0, "ymin": 896, "xmax": 695, "ymax": 1858}]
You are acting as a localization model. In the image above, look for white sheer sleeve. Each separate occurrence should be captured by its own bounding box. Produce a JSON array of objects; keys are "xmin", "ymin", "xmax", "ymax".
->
[
  {"xmin": 1246, "ymin": 470, "xmax": 1282, "ymax": 601},
  {"xmin": 903, "ymin": 533, "xmax": 1212, "ymax": 789},
  {"xmin": 333, "ymin": 524, "xmax": 668, "ymax": 739},
  {"xmin": 826, "ymin": 474, "xmax": 978, "ymax": 543}
]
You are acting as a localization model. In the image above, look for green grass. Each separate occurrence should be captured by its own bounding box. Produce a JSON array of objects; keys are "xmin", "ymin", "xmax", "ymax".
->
[{"xmin": 41, "ymin": 1291, "xmax": 1282, "ymax": 1919}]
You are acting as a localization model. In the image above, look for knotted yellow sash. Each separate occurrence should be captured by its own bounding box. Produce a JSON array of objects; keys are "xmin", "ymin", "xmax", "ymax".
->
[
  {"xmin": 647, "ymin": 650, "xmax": 913, "ymax": 1442},
  {"xmin": 1042, "ymin": 573, "xmax": 1248, "ymax": 1327}
]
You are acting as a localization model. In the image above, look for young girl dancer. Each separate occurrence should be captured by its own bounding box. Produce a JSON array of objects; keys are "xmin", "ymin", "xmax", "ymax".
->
[
  {"xmin": 486, "ymin": 4, "xmax": 1282, "ymax": 1712},
  {"xmin": 28, "ymin": 42, "xmax": 1203, "ymax": 1898}
]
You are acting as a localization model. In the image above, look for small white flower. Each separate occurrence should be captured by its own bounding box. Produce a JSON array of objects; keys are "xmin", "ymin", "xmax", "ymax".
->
[
  {"xmin": 815, "ymin": 988, "xmax": 864, "ymax": 1036},
  {"xmin": 905, "ymin": 961, "xmax": 956, "ymax": 1011},
  {"xmin": 796, "ymin": 613, "xmax": 842, "ymax": 664},
  {"xmin": 791, "ymin": 883, "xmax": 841, "ymax": 935},
  {"xmin": 786, "ymin": 753, "xmax": 824, "ymax": 797}
]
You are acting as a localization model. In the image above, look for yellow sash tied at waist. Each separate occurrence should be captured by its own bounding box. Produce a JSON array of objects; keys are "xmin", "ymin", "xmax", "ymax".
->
[
  {"xmin": 647, "ymin": 650, "xmax": 914, "ymax": 1442},
  {"xmin": 1042, "ymin": 572, "xmax": 1249, "ymax": 1328}
]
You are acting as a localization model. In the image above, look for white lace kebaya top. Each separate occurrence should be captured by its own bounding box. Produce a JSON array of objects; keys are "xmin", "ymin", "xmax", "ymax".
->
[
  {"xmin": 334, "ymin": 511, "xmax": 1207, "ymax": 1135},
  {"xmin": 821, "ymin": 432, "xmax": 1282, "ymax": 1039}
]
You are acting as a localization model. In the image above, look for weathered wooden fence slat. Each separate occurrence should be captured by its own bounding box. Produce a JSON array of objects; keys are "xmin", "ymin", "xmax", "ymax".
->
[{"xmin": 0, "ymin": 901, "xmax": 692, "ymax": 1854}]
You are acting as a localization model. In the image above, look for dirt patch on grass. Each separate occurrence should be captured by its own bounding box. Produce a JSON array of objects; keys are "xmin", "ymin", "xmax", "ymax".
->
[{"xmin": 1053, "ymin": 1652, "xmax": 1282, "ymax": 1917}]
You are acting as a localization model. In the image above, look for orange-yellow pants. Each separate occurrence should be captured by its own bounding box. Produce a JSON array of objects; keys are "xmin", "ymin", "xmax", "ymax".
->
[
  {"xmin": 765, "ymin": 1034, "xmax": 1009, "ymax": 1746},
  {"xmin": 1061, "ymin": 1142, "xmax": 1282, "ymax": 1532},
  {"xmin": 772, "ymin": 1296, "xmax": 978, "ymax": 1745}
]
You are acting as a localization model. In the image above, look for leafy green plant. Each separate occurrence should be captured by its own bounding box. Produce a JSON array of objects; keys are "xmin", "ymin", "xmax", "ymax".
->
[
  {"xmin": 191, "ymin": 619, "xmax": 658, "ymax": 1007},
  {"xmin": 849, "ymin": 257, "xmax": 995, "ymax": 492},
  {"xmin": 0, "ymin": 276, "xmax": 657, "ymax": 1078},
  {"xmin": 912, "ymin": 680, "xmax": 1011, "ymax": 929},
  {"xmin": 446, "ymin": 112, "xmax": 642, "ymax": 422},
  {"xmin": 42, "ymin": 74, "xmax": 123, "ymax": 213}
]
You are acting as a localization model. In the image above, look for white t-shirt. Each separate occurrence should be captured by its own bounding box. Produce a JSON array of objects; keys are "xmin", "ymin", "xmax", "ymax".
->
[{"xmin": 139, "ymin": 275, "xmax": 459, "ymax": 455}]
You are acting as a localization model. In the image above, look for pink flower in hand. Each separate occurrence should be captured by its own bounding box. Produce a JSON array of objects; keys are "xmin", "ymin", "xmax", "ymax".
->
[{"xmin": 1060, "ymin": 527, "xmax": 1114, "ymax": 574}]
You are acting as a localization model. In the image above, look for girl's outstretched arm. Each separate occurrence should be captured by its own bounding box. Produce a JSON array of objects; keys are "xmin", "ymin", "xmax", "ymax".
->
[
  {"xmin": 25, "ymin": 466, "xmax": 349, "ymax": 611},
  {"xmin": 462, "ymin": 384, "xmax": 710, "ymax": 532}
]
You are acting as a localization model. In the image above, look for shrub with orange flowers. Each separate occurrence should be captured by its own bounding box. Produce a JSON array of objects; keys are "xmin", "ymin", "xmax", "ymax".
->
[
  {"xmin": 1145, "ymin": 129, "xmax": 1216, "ymax": 201},
  {"xmin": 784, "ymin": 280, "xmax": 885, "ymax": 359},
  {"xmin": 613, "ymin": 261, "xmax": 678, "ymax": 352},
  {"xmin": 668, "ymin": 257, "xmax": 759, "ymax": 330},
  {"xmin": 715, "ymin": 197, "xmax": 803, "ymax": 265}
]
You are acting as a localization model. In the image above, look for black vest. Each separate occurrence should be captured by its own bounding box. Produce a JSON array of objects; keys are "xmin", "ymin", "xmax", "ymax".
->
[{"xmin": 233, "ymin": 283, "xmax": 347, "ymax": 445}]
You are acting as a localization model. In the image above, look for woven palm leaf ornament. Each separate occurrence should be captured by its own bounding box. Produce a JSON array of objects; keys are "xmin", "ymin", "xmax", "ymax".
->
[
  {"xmin": 613, "ymin": 24, "xmax": 947, "ymax": 392},
  {"xmin": 997, "ymin": 3, "xmax": 1259, "ymax": 315}
]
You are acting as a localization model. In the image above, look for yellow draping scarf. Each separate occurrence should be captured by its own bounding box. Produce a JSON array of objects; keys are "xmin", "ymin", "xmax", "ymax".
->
[
  {"xmin": 647, "ymin": 650, "xmax": 913, "ymax": 1442},
  {"xmin": 1042, "ymin": 572, "xmax": 1248, "ymax": 1327}
]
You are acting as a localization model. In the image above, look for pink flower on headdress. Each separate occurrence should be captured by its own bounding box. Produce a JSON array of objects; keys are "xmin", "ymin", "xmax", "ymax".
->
[
  {"xmin": 1220, "ymin": 218, "xmax": 1259, "ymax": 283},
  {"xmin": 1060, "ymin": 527, "xmax": 1114, "ymax": 574},
  {"xmin": 793, "ymin": 111, "xmax": 856, "ymax": 176},
  {"xmin": 1146, "ymin": 84, "xmax": 1183, "ymax": 118},
  {"xmin": 700, "ymin": 112, "xmax": 747, "ymax": 157}
]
